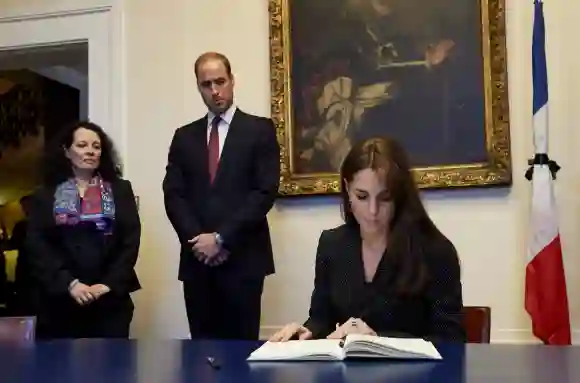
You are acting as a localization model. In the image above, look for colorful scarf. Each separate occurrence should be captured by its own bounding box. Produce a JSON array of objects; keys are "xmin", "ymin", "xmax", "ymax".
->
[{"xmin": 54, "ymin": 176, "xmax": 115, "ymax": 234}]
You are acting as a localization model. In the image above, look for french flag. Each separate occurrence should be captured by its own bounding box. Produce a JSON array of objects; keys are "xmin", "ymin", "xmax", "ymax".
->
[{"xmin": 524, "ymin": 0, "xmax": 571, "ymax": 345}]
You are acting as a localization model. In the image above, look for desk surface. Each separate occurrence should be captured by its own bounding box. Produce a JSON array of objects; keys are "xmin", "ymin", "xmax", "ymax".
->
[{"xmin": 1, "ymin": 340, "xmax": 580, "ymax": 382}]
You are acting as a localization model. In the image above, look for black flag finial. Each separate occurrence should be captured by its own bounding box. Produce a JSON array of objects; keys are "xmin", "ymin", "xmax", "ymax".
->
[{"xmin": 525, "ymin": 153, "xmax": 560, "ymax": 181}]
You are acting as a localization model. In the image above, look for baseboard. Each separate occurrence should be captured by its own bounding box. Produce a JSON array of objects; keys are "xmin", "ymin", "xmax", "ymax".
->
[
  {"xmin": 259, "ymin": 326, "xmax": 580, "ymax": 344},
  {"xmin": 492, "ymin": 329, "xmax": 580, "ymax": 344},
  {"xmin": 492, "ymin": 329, "xmax": 543, "ymax": 344}
]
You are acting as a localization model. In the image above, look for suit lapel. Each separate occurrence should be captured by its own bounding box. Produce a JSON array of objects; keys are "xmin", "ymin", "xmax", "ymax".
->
[
  {"xmin": 342, "ymin": 228, "xmax": 369, "ymax": 315},
  {"xmin": 192, "ymin": 118, "xmax": 210, "ymax": 185},
  {"xmin": 342, "ymin": 226, "xmax": 394, "ymax": 318}
]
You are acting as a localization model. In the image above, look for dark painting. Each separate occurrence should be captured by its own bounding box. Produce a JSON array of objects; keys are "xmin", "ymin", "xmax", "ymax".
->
[
  {"xmin": 0, "ymin": 69, "xmax": 80, "ymax": 205},
  {"xmin": 269, "ymin": 0, "xmax": 511, "ymax": 196}
]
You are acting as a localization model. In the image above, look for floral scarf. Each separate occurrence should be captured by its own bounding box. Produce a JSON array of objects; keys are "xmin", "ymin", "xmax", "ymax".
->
[{"xmin": 53, "ymin": 176, "xmax": 115, "ymax": 234}]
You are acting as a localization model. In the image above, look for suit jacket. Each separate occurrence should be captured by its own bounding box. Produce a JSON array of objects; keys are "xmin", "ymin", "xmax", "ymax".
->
[
  {"xmin": 24, "ymin": 179, "xmax": 141, "ymax": 297},
  {"xmin": 304, "ymin": 224, "xmax": 465, "ymax": 342},
  {"xmin": 162, "ymin": 109, "xmax": 280, "ymax": 280}
]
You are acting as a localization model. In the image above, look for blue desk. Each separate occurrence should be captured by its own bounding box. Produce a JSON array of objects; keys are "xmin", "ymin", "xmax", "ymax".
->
[{"xmin": 1, "ymin": 340, "xmax": 580, "ymax": 382}]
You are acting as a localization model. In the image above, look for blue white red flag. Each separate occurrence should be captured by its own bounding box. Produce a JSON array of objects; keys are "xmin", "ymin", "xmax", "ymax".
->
[{"xmin": 525, "ymin": 0, "xmax": 571, "ymax": 345}]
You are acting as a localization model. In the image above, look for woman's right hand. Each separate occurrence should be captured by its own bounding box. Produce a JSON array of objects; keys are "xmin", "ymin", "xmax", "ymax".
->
[
  {"xmin": 69, "ymin": 281, "xmax": 95, "ymax": 305},
  {"xmin": 268, "ymin": 323, "xmax": 313, "ymax": 342}
]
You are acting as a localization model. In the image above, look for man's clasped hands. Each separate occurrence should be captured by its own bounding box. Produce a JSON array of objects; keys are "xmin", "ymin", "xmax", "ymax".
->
[
  {"xmin": 69, "ymin": 280, "xmax": 110, "ymax": 305},
  {"xmin": 188, "ymin": 232, "xmax": 229, "ymax": 267}
]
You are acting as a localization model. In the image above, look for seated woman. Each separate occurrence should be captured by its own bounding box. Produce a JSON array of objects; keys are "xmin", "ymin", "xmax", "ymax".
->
[
  {"xmin": 24, "ymin": 121, "xmax": 141, "ymax": 339},
  {"xmin": 270, "ymin": 137, "xmax": 465, "ymax": 342}
]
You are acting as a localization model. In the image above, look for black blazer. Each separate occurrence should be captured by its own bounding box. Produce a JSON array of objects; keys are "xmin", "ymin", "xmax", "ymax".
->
[
  {"xmin": 162, "ymin": 109, "xmax": 280, "ymax": 280},
  {"xmin": 304, "ymin": 225, "xmax": 465, "ymax": 342},
  {"xmin": 23, "ymin": 179, "xmax": 141, "ymax": 297}
]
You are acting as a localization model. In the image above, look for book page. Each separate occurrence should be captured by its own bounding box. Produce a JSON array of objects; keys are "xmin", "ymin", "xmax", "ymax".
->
[
  {"xmin": 247, "ymin": 339, "xmax": 344, "ymax": 361},
  {"xmin": 344, "ymin": 334, "xmax": 442, "ymax": 359}
]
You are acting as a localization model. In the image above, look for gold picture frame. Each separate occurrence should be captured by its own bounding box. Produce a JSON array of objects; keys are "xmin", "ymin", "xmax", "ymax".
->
[{"xmin": 269, "ymin": 0, "xmax": 511, "ymax": 196}]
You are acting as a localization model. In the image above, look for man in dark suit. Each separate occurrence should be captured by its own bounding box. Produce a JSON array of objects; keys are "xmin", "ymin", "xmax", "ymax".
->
[{"xmin": 163, "ymin": 52, "xmax": 280, "ymax": 340}]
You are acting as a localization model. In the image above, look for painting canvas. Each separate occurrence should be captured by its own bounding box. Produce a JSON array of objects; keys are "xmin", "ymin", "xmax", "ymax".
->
[
  {"xmin": 0, "ymin": 69, "xmax": 79, "ymax": 237},
  {"xmin": 269, "ymin": 0, "xmax": 511, "ymax": 196}
]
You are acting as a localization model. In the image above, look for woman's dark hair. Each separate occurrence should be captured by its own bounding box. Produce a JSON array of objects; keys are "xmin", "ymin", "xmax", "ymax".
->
[
  {"xmin": 340, "ymin": 137, "xmax": 443, "ymax": 295},
  {"xmin": 43, "ymin": 120, "xmax": 122, "ymax": 187}
]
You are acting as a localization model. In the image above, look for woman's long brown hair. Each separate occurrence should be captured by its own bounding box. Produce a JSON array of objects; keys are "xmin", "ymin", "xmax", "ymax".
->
[{"xmin": 340, "ymin": 137, "xmax": 444, "ymax": 295}]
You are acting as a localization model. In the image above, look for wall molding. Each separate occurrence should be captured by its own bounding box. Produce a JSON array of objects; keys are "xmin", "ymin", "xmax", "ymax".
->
[
  {"xmin": 0, "ymin": 0, "xmax": 114, "ymax": 23},
  {"xmin": 0, "ymin": 7, "xmax": 111, "ymax": 24},
  {"xmin": 259, "ymin": 326, "xmax": 580, "ymax": 344}
]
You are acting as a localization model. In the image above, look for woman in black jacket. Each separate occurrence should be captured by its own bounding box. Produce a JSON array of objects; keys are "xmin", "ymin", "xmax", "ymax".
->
[
  {"xmin": 25, "ymin": 121, "xmax": 141, "ymax": 339},
  {"xmin": 270, "ymin": 137, "xmax": 465, "ymax": 342}
]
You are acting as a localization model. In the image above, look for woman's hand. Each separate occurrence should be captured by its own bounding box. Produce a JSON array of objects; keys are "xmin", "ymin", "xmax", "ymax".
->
[
  {"xmin": 268, "ymin": 323, "xmax": 313, "ymax": 342},
  {"xmin": 349, "ymin": 318, "xmax": 377, "ymax": 336},
  {"xmin": 69, "ymin": 281, "xmax": 95, "ymax": 305},
  {"xmin": 327, "ymin": 318, "xmax": 377, "ymax": 339}
]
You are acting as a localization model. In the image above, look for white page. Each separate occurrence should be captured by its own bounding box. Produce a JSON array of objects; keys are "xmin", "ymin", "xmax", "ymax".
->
[
  {"xmin": 344, "ymin": 334, "xmax": 442, "ymax": 359},
  {"xmin": 247, "ymin": 339, "xmax": 344, "ymax": 361}
]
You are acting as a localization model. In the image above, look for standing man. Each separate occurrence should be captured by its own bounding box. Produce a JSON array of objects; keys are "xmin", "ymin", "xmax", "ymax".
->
[{"xmin": 163, "ymin": 52, "xmax": 280, "ymax": 340}]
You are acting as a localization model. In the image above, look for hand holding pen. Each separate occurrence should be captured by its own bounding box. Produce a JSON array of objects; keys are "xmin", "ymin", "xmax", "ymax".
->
[{"xmin": 326, "ymin": 318, "xmax": 377, "ymax": 340}]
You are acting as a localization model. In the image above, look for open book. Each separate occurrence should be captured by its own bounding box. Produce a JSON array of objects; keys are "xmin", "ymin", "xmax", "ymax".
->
[{"xmin": 247, "ymin": 334, "xmax": 442, "ymax": 362}]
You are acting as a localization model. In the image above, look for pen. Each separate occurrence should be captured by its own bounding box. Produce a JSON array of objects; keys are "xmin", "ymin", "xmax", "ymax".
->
[
  {"xmin": 206, "ymin": 357, "xmax": 221, "ymax": 369},
  {"xmin": 335, "ymin": 323, "xmax": 347, "ymax": 347}
]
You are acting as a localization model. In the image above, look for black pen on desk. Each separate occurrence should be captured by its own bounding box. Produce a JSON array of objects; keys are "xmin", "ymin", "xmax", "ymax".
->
[{"xmin": 207, "ymin": 357, "xmax": 221, "ymax": 369}]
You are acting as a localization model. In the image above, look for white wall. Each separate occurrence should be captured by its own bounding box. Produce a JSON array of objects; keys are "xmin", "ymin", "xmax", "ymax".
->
[
  {"xmin": 3, "ymin": 0, "xmax": 580, "ymax": 343},
  {"xmin": 121, "ymin": 0, "xmax": 580, "ymax": 343}
]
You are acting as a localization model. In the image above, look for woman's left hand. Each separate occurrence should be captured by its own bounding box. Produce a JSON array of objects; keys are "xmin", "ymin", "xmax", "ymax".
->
[
  {"xmin": 349, "ymin": 318, "xmax": 377, "ymax": 336},
  {"xmin": 89, "ymin": 284, "xmax": 111, "ymax": 299},
  {"xmin": 326, "ymin": 317, "xmax": 377, "ymax": 339}
]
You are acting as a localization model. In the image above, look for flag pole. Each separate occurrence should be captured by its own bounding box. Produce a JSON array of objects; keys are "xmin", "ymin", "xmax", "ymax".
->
[
  {"xmin": 524, "ymin": 0, "xmax": 571, "ymax": 346},
  {"xmin": 525, "ymin": 0, "xmax": 560, "ymax": 182}
]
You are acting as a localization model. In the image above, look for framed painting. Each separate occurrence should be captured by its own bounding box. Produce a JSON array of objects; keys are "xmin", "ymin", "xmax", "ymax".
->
[{"xmin": 269, "ymin": 0, "xmax": 511, "ymax": 196}]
